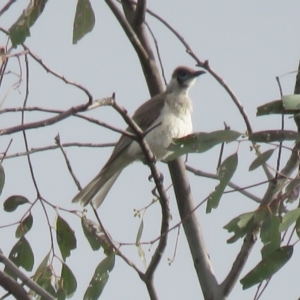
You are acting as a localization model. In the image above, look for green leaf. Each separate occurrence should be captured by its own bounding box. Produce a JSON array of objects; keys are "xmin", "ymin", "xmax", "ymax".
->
[
  {"xmin": 285, "ymin": 178, "xmax": 300, "ymax": 202},
  {"xmin": 223, "ymin": 212, "xmax": 254, "ymax": 243},
  {"xmin": 136, "ymin": 219, "xmax": 144, "ymax": 244},
  {"xmin": 56, "ymin": 215, "xmax": 77, "ymax": 261},
  {"xmin": 36, "ymin": 266, "xmax": 53, "ymax": 289},
  {"xmin": 260, "ymin": 212, "xmax": 280, "ymax": 258},
  {"xmin": 282, "ymin": 95, "xmax": 300, "ymax": 110},
  {"xmin": 167, "ymin": 130, "xmax": 241, "ymax": 159},
  {"xmin": 31, "ymin": 266, "xmax": 55, "ymax": 298},
  {"xmin": 83, "ymin": 254, "xmax": 115, "ymax": 300},
  {"xmin": 3, "ymin": 195, "xmax": 30, "ymax": 212},
  {"xmin": 81, "ymin": 216, "xmax": 102, "ymax": 251},
  {"xmin": 256, "ymin": 99, "xmax": 300, "ymax": 116},
  {"xmin": 32, "ymin": 251, "xmax": 51, "ymax": 282},
  {"xmin": 240, "ymin": 246, "xmax": 293, "ymax": 289},
  {"xmin": 206, "ymin": 153, "xmax": 238, "ymax": 213},
  {"xmin": 5, "ymin": 237, "xmax": 34, "ymax": 279},
  {"xmin": 9, "ymin": 0, "xmax": 48, "ymax": 47},
  {"xmin": 137, "ymin": 245, "xmax": 146, "ymax": 268},
  {"xmin": 57, "ymin": 263, "xmax": 77, "ymax": 298},
  {"xmin": 0, "ymin": 163, "xmax": 5, "ymax": 195},
  {"xmin": 45, "ymin": 283, "xmax": 56, "ymax": 297},
  {"xmin": 15, "ymin": 213, "xmax": 33, "ymax": 238},
  {"xmin": 73, "ymin": 0, "xmax": 95, "ymax": 44},
  {"xmin": 249, "ymin": 149, "xmax": 275, "ymax": 171},
  {"xmin": 257, "ymin": 100, "xmax": 285, "ymax": 116},
  {"xmin": 260, "ymin": 211, "xmax": 279, "ymax": 243},
  {"xmin": 249, "ymin": 130, "xmax": 300, "ymax": 143},
  {"xmin": 295, "ymin": 215, "xmax": 300, "ymax": 238},
  {"xmin": 279, "ymin": 208, "xmax": 300, "ymax": 232},
  {"xmin": 285, "ymin": 178, "xmax": 300, "ymax": 193}
]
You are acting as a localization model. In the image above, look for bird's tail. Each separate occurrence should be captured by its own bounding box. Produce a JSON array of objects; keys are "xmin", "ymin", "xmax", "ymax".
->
[{"xmin": 72, "ymin": 155, "xmax": 133, "ymax": 208}]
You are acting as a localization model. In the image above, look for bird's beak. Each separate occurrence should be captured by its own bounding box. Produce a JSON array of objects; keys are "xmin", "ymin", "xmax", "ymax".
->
[{"xmin": 193, "ymin": 70, "xmax": 206, "ymax": 77}]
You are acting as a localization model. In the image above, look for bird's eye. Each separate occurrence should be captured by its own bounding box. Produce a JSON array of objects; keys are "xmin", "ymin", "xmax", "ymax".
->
[{"xmin": 177, "ymin": 70, "xmax": 188, "ymax": 80}]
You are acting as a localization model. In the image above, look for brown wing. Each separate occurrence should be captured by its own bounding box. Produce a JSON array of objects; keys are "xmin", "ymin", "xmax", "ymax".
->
[{"xmin": 102, "ymin": 92, "xmax": 166, "ymax": 168}]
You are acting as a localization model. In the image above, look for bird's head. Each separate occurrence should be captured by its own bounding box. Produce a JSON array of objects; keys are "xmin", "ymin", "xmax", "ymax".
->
[{"xmin": 167, "ymin": 66, "xmax": 205, "ymax": 93}]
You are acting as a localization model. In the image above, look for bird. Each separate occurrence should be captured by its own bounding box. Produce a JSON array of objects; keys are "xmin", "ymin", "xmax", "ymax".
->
[{"xmin": 72, "ymin": 66, "xmax": 205, "ymax": 208}]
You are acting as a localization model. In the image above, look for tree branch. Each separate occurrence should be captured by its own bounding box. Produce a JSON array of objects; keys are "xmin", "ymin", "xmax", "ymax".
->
[
  {"xmin": 0, "ymin": 270, "xmax": 31, "ymax": 300},
  {"xmin": 169, "ymin": 158, "xmax": 222, "ymax": 299},
  {"xmin": 0, "ymin": 0, "xmax": 17, "ymax": 17},
  {"xmin": 106, "ymin": 3, "xmax": 220, "ymax": 299},
  {"xmin": 220, "ymin": 228, "xmax": 258, "ymax": 296},
  {"xmin": 0, "ymin": 252, "xmax": 54, "ymax": 300},
  {"xmin": 134, "ymin": 0, "xmax": 147, "ymax": 26},
  {"xmin": 112, "ymin": 0, "xmax": 163, "ymax": 95},
  {"xmin": 186, "ymin": 165, "xmax": 261, "ymax": 203},
  {"xmin": 0, "ymin": 104, "xmax": 89, "ymax": 135},
  {"xmin": 106, "ymin": 96, "xmax": 170, "ymax": 300}
]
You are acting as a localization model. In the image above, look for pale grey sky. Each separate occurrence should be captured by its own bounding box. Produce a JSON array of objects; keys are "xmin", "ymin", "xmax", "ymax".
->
[{"xmin": 1, "ymin": 1, "xmax": 300, "ymax": 299}]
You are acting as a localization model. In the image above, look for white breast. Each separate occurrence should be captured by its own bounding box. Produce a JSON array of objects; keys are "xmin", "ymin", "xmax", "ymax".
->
[{"xmin": 127, "ymin": 94, "xmax": 193, "ymax": 161}]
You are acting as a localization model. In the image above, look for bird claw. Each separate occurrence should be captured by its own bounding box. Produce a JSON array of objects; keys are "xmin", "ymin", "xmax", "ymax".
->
[
  {"xmin": 142, "ymin": 154, "xmax": 156, "ymax": 165},
  {"xmin": 148, "ymin": 172, "xmax": 164, "ymax": 183},
  {"xmin": 151, "ymin": 186, "xmax": 159, "ymax": 198}
]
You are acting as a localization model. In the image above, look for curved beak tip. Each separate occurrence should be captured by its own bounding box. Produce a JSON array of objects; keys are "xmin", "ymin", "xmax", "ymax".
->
[{"xmin": 195, "ymin": 70, "xmax": 206, "ymax": 77}]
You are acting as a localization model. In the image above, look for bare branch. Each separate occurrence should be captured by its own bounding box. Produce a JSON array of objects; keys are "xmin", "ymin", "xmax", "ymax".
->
[
  {"xmin": 0, "ymin": 105, "xmax": 136, "ymax": 139},
  {"xmin": 105, "ymin": 0, "xmax": 149, "ymax": 65},
  {"xmin": 0, "ymin": 104, "xmax": 88, "ymax": 136},
  {"xmin": 0, "ymin": 270, "xmax": 31, "ymax": 300},
  {"xmin": 24, "ymin": 47, "xmax": 93, "ymax": 103},
  {"xmin": 0, "ymin": 138, "xmax": 12, "ymax": 163},
  {"xmin": 21, "ymin": 53, "xmax": 42, "ymax": 197},
  {"xmin": 2, "ymin": 142, "xmax": 115, "ymax": 160},
  {"xmin": 169, "ymin": 159, "xmax": 221, "ymax": 299},
  {"xmin": 91, "ymin": 208, "xmax": 144, "ymax": 276},
  {"xmin": 186, "ymin": 165, "xmax": 261, "ymax": 203},
  {"xmin": 56, "ymin": 134, "xmax": 82, "ymax": 190},
  {"xmin": 134, "ymin": 0, "xmax": 147, "ymax": 26},
  {"xmin": 0, "ymin": 0, "xmax": 17, "ymax": 17},
  {"xmin": 0, "ymin": 252, "xmax": 54, "ymax": 300},
  {"xmin": 0, "ymin": 27, "xmax": 93, "ymax": 103},
  {"xmin": 107, "ymin": 0, "xmax": 163, "ymax": 96},
  {"xmin": 110, "ymin": 96, "xmax": 170, "ymax": 299},
  {"xmin": 220, "ymin": 229, "xmax": 258, "ymax": 296},
  {"xmin": 145, "ymin": 22, "xmax": 167, "ymax": 86}
]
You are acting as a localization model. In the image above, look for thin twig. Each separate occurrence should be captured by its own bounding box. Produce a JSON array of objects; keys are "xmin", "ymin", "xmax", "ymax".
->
[
  {"xmin": 145, "ymin": 22, "xmax": 167, "ymax": 86},
  {"xmin": 0, "ymin": 0, "xmax": 17, "ymax": 17},
  {"xmin": 0, "ymin": 139, "xmax": 12, "ymax": 163},
  {"xmin": 167, "ymin": 226, "xmax": 180, "ymax": 265},
  {"xmin": 2, "ymin": 142, "xmax": 115, "ymax": 160},
  {"xmin": 186, "ymin": 165, "xmax": 261, "ymax": 203},
  {"xmin": 275, "ymin": 76, "xmax": 284, "ymax": 179},
  {"xmin": 21, "ymin": 53, "xmax": 40, "ymax": 196},
  {"xmin": 254, "ymin": 278, "xmax": 271, "ymax": 300},
  {"xmin": 0, "ymin": 103, "xmax": 91, "ymax": 136},
  {"xmin": 25, "ymin": 47, "xmax": 93, "ymax": 103},
  {"xmin": 0, "ymin": 105, "xmax": 137, "ymax": 139},
  {"xmin": 55, "ymin": 134, "xmax": 82, "ymax": 190},
  {"xmin": 91, "ymin": 207, "xmax": 143, "ymax": 276}
]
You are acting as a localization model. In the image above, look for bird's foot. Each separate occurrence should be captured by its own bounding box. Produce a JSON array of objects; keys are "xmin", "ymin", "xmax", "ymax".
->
[{"xmin": 148, "ymin": 172, "xmax": 164, "ymax": 183}]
